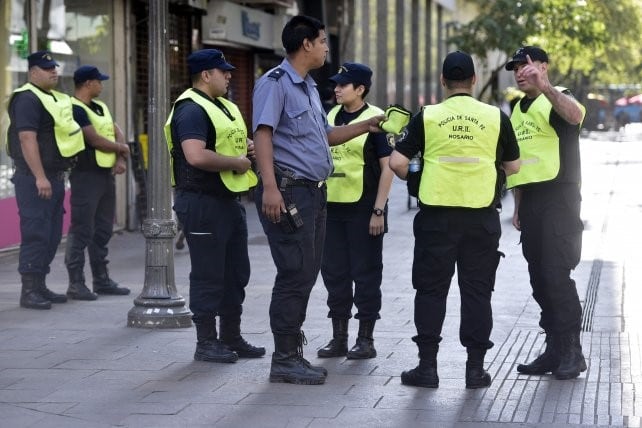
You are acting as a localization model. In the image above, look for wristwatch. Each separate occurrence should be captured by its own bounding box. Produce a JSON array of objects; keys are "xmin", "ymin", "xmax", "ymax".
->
[{"xmin": 372, "ymin": 208, "xmax": 384, "ymax": 217}]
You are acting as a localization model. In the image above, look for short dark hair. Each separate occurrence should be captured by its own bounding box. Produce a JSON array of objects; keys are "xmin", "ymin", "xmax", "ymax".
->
[
  {"xmin": 281, "ymin": 15, "xmax": 325, "ymax": 54},
  {"xmin": 190, "ymin": 72, "xmax": 202, "ymax": 85},
  {"xmin": 335, "ymin": 82, "xmax": 370, "ymax": 99},
  {"xmin": 444, "ymin": 77, "xmax": 474, "ymax": 90}
]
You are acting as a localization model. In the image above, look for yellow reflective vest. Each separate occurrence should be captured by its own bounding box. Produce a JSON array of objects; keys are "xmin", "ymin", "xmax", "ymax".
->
[
  {"xmin": 326, "ymin": 104, "xmax": 384, "ymax": 203},
  {"xmin": 506, "ymin": 88, "xmax": 585, "ymax": 188},
  {"xmin": 418, "ymin": 96, "xmax": 500, "ymax": 208},
  {"xmin": 10, "ymin": 83, "xmax": 84, "ymax": 158},
  {"xmin": 164, "ymin": 89, "xmax": 257, "ymax": 192},
  {"xmin": 71, "ymin": 98, "xmax": 117, "ymax": 168}
]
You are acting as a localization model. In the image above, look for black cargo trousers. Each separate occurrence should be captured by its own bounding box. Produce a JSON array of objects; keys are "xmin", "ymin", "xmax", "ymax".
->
[{"xmin": 518, "ymin": 183, "xmax": 583, "ymax": 335}]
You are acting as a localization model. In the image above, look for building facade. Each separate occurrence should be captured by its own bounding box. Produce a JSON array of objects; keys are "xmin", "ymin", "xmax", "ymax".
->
[
  {"xmin": 331, "ymin": 0, "xmax": 456, "ymax": 112},
  {"xmin": 0, "ymin": 0, "xmax": 127, "ymax": 249}
]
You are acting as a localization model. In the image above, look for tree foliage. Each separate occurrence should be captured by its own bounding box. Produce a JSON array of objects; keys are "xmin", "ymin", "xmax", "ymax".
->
[{"xmin": 450, "ymin": 0, "xmax": 642, "ymax": 101}]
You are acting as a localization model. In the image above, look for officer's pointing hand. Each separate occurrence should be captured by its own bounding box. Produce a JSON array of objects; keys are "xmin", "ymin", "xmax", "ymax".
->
[{"xmin": 521, "ymin": 54, "xmax": 548, "ymax": 91}]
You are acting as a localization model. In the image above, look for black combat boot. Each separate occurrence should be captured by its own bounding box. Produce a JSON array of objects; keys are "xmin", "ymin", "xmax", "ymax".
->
[
  {"xmin": 66, "ymin": 269, "xmax": 98, "ymax": 301},
  {"xmin": 346, "ymin": 319, "xmax": 376, "ymax": 359},
  {"xmin": 91, "ymin": 263, "xmax": 130, "ymax": 295},
  {"xmin": 465, "ymin": 348, "xmax": 492, "ymax": 389},
  {"xmin": 269, "ymin": 334, "xmax": 326, "ymax": 385},
  {"xmin": 401, "ymin": 345, "xmax": 439, "ymax": 388},
  {"xmin": 36, "ymin": 273, "xmax": 67, "ymax": 303},
  {"xmin": 317, "ymin": 318, "xmax": 349, "ymax": 358},
  {"xmin": 298, "ymin": 331, "xmax": 328, "ymax": 376},
  {"xmin": 517, "ymin": 333, "xmax": 559, "ymax": 375},
  {"xmin": 554, "ymin": 332, "xmax": 587, "ymax": 380},
  {"xmin": 20, "ymin": 273, "xmax": 51, "ymax": 310},
  {"xmin": 219, "ymin": 316, "xmax": 265, "ymax": 358},
  {"xmin": 193, "ymin": 322, "xmax": 238, "ymax": 363}
]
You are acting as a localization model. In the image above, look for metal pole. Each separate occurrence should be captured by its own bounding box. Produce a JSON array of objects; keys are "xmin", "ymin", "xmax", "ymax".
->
[
  {"xmin": 410, "ymin": 0, "xmax": 419, "ymax": 112},
  {"xmin": 125, "ymin": 0, "xmax": 139, "ymax": 232},
  {"xmin": 127, "ymin": 0, "xmax": 191, "ymax": 329},
  {"xmin": 436, "ymin": 5, "xmax": 444, "ymax": 102},
  {"xmin": 376, "ymin": 0, "xmax": 388, "ymax": 106},
  {"xmin": 425, "ymin": 0, "xmax": 433, "ymax": 105}
]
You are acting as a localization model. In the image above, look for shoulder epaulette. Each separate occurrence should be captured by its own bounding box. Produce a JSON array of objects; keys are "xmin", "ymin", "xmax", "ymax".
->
[{"xmin": 268, "ymin": 68, "xmax": 285, "ymax": 80}]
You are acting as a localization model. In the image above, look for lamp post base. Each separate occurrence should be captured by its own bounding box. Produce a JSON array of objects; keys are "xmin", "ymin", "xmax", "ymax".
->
[
  {"xmin": 128, "ymin": 219, "xmax": 192, "ymax": 329},
  {"xmin": 127, "ymin": 297, "xmax": 192, "ymax": 328}
]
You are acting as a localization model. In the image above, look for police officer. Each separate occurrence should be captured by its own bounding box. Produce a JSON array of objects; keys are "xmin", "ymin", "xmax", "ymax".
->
[
  {"xmin": 389, "ymin": 51, "xmax": 520, "ymax": 389},
  {"xmin": 317, "ymin": 63, "xmax": 394, "ymax": 360},
  {"xmin": 252, "ymin": 15, "xmax": 384, "ymax": 385},
  {"xmin": 8, "ymin": 50, "xmax": 85, "ymax": 310},
  {"xmin": 505, "ymin": 46, "xmax": 587, "ymax": 380},
  {"xmin": 65, "ymin": 65, "xmax": 131, "ymax": 300},
  {"xmin": 166, "ymin": 49, "xmax": 264, "ymax": 363}
]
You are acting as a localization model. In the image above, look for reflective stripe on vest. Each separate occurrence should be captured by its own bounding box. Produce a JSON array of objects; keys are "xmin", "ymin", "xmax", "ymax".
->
[
  {"xmin": 12, "ymin": 83, "xmax": 84, "ymax": 157},
  {"xmin": 326, "ymin": 104, "xmax": 384, "ymax": 203},
  {"xmin": 71, "ymin": 98, "xmax": 116, "ymax": 168},
  {"xmin": 419, "ymin": 96, "xmax": 500, "ymax": 208},
  {"xmin": 164, "ymin": 89, "xmax": 257, "ymax": 192}
]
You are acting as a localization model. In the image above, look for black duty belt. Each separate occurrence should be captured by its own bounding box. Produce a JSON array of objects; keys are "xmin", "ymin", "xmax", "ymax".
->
[
  {"xmin": 281, "ymin": 177, "xmax": 325, "ymax": 188},
  {"xmin": 276, "ymin": 175, "xmax": 325, "ymax": 189},
  {"xmin": 273, "ymin": 164, "xmax": 325, "ymax": 190}
]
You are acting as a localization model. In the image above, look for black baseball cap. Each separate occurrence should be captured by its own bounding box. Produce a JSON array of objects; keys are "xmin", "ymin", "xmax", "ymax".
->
[
  {"xmin": 27, "ymin": 50, "xmax": 58, "ymax": 69},
  {"xmin": 74, "ymin": 65, "xmax": 110, "ymax": 84},
  {"xmin": 442, "ymin": 51, "xmax": 475, "ymax": 81},
  {"xmin": 505, "ymin": 46, "xmax": 549, "ymax": 71},
  {"xmin": 329, "ymin": 62, "xmax": 373, "ymax": 89},
  {"xmin": 187, "ymin": 49, "xmax": 235, "ymax": 74}
]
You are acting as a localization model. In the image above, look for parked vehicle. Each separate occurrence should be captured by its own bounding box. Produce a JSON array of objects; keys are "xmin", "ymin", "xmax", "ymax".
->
[{"xmin": 613, "ymin": 104, "xmax": 642, "ymax": 130}]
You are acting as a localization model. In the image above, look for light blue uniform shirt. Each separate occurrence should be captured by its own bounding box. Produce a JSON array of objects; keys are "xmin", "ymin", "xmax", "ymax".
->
[{"xmin": 252, "ymin": 59, "xmax": 333, "ymax": 181}]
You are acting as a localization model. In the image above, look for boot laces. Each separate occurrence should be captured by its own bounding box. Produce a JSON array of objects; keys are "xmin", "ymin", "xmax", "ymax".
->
[{"xmin": 297, "ymin": 331, "xmax": 308, "ymax": 357}]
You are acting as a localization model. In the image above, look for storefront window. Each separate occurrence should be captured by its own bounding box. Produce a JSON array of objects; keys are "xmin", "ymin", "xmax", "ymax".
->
[{"xmin": 0, "ymin": 0, "xmax": 114, "ymax": 199}]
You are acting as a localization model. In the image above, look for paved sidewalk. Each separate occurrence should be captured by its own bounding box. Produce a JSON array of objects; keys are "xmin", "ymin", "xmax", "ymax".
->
[{"xmin": 1, "ymin": 130, "xmax": 641, "ymax": 427}]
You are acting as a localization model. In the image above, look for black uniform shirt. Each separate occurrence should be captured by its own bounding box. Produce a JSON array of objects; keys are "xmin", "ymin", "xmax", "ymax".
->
[
  {"xmin": 8, "ymin": 88, "xmax": 68, "ymax": 172},
  {"xmin": 173, "ymin": 101, "xmax": 212, "ymax": 144},
  {"xmin": 72, "ymin": 101, "xmax": 110, "ymax": 171},
  {"xmin": 170, "ymin": 89, "xmax": 233, "ymax": 197}
]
